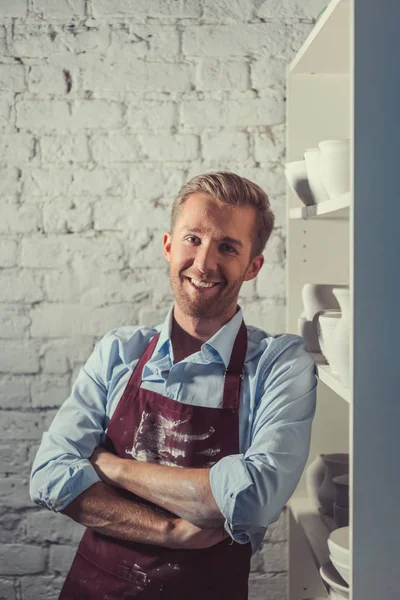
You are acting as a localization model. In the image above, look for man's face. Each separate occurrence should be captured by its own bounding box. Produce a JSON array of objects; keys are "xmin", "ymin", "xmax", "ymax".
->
[{"xmin": 163, "ymin": 193, "xmax": 264, "ymax": 321}]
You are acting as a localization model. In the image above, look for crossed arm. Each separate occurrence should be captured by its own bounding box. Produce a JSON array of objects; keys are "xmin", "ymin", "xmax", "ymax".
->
[{"xmin": 61, "ymin": 451, "xmax": 226, "ymax": 550}]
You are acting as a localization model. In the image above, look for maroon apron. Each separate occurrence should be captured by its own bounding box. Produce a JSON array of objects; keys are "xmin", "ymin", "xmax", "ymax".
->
[{"xmin": 59, "ymin": 321, "xmax": 252, "ymax": 599}]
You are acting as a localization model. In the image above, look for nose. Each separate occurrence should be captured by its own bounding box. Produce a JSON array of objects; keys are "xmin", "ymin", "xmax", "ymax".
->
[{"xmin": 193, "ymin": 241, "xmax": 218, "ymax": 276}]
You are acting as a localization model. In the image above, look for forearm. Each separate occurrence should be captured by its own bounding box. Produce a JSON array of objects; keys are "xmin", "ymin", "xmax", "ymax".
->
[
  {"xmin": 114, "ymin": 460, "xmax": 223, "ymax": 528},
  {"xmin": 61, "ymin": 481, "xmax": 175, "ymax": 547},
  {"xmin": 61, "ymin": 481, "xmax": 227, "ymax": 550}
]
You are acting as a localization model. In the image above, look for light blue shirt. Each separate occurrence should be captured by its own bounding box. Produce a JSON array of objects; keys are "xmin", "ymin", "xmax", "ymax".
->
[{"xmin": 30, "ymin": 306, "xmax": 317, "ymax": 554}]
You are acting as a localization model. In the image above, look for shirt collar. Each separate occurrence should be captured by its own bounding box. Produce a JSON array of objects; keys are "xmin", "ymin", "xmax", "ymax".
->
[{"xmin": 153, "ymin": 305, "xmax": 244, "ymax": 369}]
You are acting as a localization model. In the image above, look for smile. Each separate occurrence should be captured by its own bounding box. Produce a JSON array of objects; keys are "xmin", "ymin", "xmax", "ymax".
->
[{"xmin": 188, "ymin": 278, "xmax": 221, "ymax": 289}]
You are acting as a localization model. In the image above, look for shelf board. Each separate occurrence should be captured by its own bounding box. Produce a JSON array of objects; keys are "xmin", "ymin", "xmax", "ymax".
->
[
  {"xmin": 289, "ymin": 0, "xmax": 351, "ymax": 75},
  {"xmin": 312, "ymin": 352, "xmax": 351, "ymax": 403},
  {"xmin": 289, "ymin": 496, "xmax": 336, "ymax": 572},
  {"xmin": 289, "ymin": 192, "xmax": 350, "ymax": 220}
]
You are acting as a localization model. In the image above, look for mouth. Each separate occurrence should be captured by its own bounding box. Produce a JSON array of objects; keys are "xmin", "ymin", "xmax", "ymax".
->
[{"xmin": 185, "ymin": 276, "xmax": 223, "ymax": 291}]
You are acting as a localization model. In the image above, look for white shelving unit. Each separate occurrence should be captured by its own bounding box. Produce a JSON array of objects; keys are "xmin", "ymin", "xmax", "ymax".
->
[{"xmin": 286, "ymin": 1, "xmax": 400, "ymax": 599}]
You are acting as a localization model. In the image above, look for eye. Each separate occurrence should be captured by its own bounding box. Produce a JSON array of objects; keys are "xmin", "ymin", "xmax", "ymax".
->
[
  {"xmin": 185, "ymin": 235, "xmax": 200, "ymax": 244},
  {"xmin": 221, "ymin": 243, "xmax": 237, "ymax": 254}
]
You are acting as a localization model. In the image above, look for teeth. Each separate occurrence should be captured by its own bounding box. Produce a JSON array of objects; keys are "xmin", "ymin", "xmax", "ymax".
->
[{"xmin": 191, "ymin": 278, "xmax": 215, "ymax": 288}]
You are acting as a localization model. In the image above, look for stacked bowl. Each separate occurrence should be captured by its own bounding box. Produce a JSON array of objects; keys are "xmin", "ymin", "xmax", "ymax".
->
[{"xmin": 320, "ymin": 526, "xmax": 350, "ymax": 599}]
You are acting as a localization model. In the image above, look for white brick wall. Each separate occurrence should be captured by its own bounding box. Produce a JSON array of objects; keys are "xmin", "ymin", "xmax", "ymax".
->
[{"xmin": 0, "ymin": 1, "xmax": 322, "ymax": 597}]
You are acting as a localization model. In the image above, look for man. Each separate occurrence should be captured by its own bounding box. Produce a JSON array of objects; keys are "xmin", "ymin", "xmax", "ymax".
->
[{"xmin": 30, "ymin": 171, "xmax": 317, "ymax": 599}]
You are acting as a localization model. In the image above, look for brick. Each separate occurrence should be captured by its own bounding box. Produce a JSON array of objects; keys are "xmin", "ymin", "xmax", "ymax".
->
[
  {"xmin": 202, "ymin": 0, "xmax": 254, "ymax": 23},
  {"xmin": 286, "ymin": 22, "xmax": 315, "ymax": 56},
  {"xmin": 40, "ymin": 339, "xmax": 94, "ymax": 374},
  {"xmin": 30, "ymin": 303, "xmax": 137, "ymax": 337},
  {"xmin": 92, "ymin": 0, "xmax": 200, "ymax": 18},
  {"xmin": 0, "ymin": 96, "xmax": 12, "ymax": 132},
  {"xmin": 44, "ymin": 269, "xmax": 81, "ymax": 302},
  {"xmin": 31, "ymin": 0, "xmax": 85, "ymax": 18},
  {"xmin": 254, "ymin": 124, "xmax": 286, "ymax": 164},
  {"xmin": 248, "ymin": 572, "xmax": 287, "ymax": 600},
  {"xmin": 24, "ymin": 167, "xmax": 128, "ymax": 196},
  {"xmin": 0, "ymin": 579, "xmax": 16, "ymax": 600},
  {"xmin": 31, "ymin": 375, "xmax": 71, "ymax": 408},
  {"xmin": 132, "ymin": 166, "xmax": 184, "ymax": 201},
  {"xmin": 0, "ymin": 199, "xmax": 41, "ymax": 233},
  {"xmin": 41, "ymin": 135, "xmax": 89, "ymax": 163},
  {"xmin": 28, "ymin": 65, "xmax": 76, "ymax": 95},
  {"xmin": 0, "ymin": 443, "xmax": 29, "ymax": 475},
  {"xmin": 16, "ymin": 100, "xmax": 124, "ymax": 132},
  {"xmin": 127, "ymin": 228, "xmax": 166, "ymax": 269},
  {"xmin": 237, "ymin": 166, "xmax": 284, "ymax": 200},
  {"xmin": 49, "ymin": 544, "xmax": 77, "ymax": 573},
  {"xmin": 0, "ymin": 479, "xmax": 31, "ymax": 509},
  {"xmin": 21, "ymin": 235, "xmax": 124, "ymax": 270},
  {"xmin": 0, "ymin": 306, "xmax": 30, "ymax": 339},
  {"xmin": 263, "ymin": 231, "xmax": 285, "ymax": 264},
  {"xmin": 42, "ymin": 197, "xmax": 92, "ymax": 234},
  {"xmin": 0, "ymin": 169, "xmax": 21, "ymax": 196},
  {"xmin": 0, "ymin": 511, "xmax": 26, "ymax": 543},
  {"xmin": 26, "ymin": 509, "xmax": 84, "ymax": 544},
  {"xmin": 181, "ymin": 96, "xmax": 284, "ymax": 128},
  {"xmin": 242, "ymin": 299, "xmax": 285, "ymax": 336},
  {"xmin": 0, "ymin": 134, "xmax": 34, "ymax": 165},
  {"xmin": 0, "ymin": 544, "xmax": 46, "ymax": 575},
  {"xmin": 201, "ymin": 131, "xmax": 248, "ymax": 162},
  {"xmin": 251, "ymin": 57, "xmax": 286, "ymax": 91},
  {"xmin": 257, "ymin": 541, "xmax": 288, "ymax": 572},
  {"xmin": 110, "ymin": 24, "xmax": 180, "ymax": 62},
  {"xmin": 1, "ymin": 411, "xmax": 47, "ymax": 440},
  {"xmin": 183, "ymin": 24, "xmax": 286, "ymax": 57},
  {"xmin": 20, "ymin": 575, "xmax": 64, "ymax": 600},
  {"xmin": 82, "ymin": 61, "xmax": 192, "ymax": 92},
  {"xmin": 126, "ymin": 101, "xmax": 176, "ymax": 131},
  {"xmin": 256, "ymin": 0, "xmax": 322, "ymax": 21},
  {"xmin": 139, "ymin": 134, "xmax": 198, "ymax": 162},
  {"xmin": 91, "ymin": 134, "xmax": 142, "ymax": 163},
  {"xmin": 196, "ymin": 58, "xmax": 248, "ymax": 91},
  {"xmin": 0, "ymin": 239, "xmax": 18, "ymax": 267},
  {"xmin": 0, "ymin": 270, "xmax": 43, "ymax": 303},
  {"xmin": 0, "ymin": 0, "xmax": 27, "ymax": 17},
  {"xmin": 0, "ymin": 340, "xmax": 40, "ymax": 374},
  {"xmin": 0, "ymin": 65, "xmax": 26, "ymax": 94},
  {"xmin": 93, "ymin": 198, "xmax": 132, "ymax": 232},
  {"xmin": 263, "ymin": 508, "xmax": 288, "ymax": 542},
  {"xmin": 255, "ymin": 263, "xmax": 285, "ymax": 300}
]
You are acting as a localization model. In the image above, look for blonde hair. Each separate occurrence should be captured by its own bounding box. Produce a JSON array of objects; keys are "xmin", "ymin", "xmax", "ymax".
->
[{"xmin": 171, "ymin": 171, "xmax": 275, "ymax": 257}]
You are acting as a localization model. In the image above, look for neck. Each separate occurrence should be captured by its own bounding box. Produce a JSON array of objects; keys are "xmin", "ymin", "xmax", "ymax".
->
[{"xmin": 170, "ymin": 303, "xmax": 238, "ymax": 362}]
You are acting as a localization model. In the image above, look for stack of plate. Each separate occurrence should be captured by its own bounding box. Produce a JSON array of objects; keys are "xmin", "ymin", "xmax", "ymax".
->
[{"xmin": 320, "ymin": 526, "xmax": 350, "ymax": 599}]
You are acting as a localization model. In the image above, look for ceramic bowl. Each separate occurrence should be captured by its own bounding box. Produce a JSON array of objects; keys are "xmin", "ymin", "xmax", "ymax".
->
[
  {"xmin": 304, "ymin": 147, "xmax": 330, "ymax": 204},
  {"xmin": 330, "ymin": 553, "xmax": 350, "ymax": 585},
  {"xmin": 333, "ymin": 503, "xmax": 349, "ymax": 528},
  {"xmin": 318, "ymin": 139, "xmax": 350, "ymax": 199},
  {"xmin": 284, "ymin": 160, "xmax": 315, "ymax": 206},
  {"xmin": 316, "ymin": 310, "xmax": 341, "ymax": 372},
  {"xmin": 333, "ymin": 473, "xmax": 349, "ymax": 508},
  {"xmin": 320, "ymin": 561, "xmax": 349, "ymax": 599},
  {"xmin": 328, "ymin": 526, "xmax": 350, "ymax": 565}
]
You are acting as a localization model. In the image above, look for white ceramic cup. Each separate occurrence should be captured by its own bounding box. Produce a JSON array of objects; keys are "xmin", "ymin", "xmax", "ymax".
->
[
  {"xmin": 304, "ymin": 147, "xmax": 330, "ymax": 204},
  {"xmin": 318, "ymin": 139, "xmax": 350, "ymax": 199}
]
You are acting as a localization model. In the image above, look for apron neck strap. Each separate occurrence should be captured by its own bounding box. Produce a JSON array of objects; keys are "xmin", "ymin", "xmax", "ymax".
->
[{"xmin": 131, "ymin": 320, "xmax": 247, "ymax": 413}]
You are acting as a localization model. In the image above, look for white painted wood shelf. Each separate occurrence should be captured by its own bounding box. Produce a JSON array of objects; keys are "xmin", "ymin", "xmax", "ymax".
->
[
  {"xmin": 289, "ymin": 497, "xmax": 335, "ymax": 572},
  {"xmin": 289, "ymin": 192, "xmax": 350, "ymax": 220},
  {"xmin": 312, "ymin": 352, "xmax": 351, "ymax": 403}
]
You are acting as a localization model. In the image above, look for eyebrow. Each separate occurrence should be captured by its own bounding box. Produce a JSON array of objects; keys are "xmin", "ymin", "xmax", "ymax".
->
[{"xmin": 181, "ymin": 227, "xmax": 244, "ymax": 249}]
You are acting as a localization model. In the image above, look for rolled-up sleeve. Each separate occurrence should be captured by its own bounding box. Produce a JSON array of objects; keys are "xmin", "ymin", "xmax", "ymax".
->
[
  {"xmin": 30, "ymin": 334, "xmax": 111, "ymax": 512},
  {"xmin": 209, "ymin": 338, "xmax": 317, "ymax": 552}
]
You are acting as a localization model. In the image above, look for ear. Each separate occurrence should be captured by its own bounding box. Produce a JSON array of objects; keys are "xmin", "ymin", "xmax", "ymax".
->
[
  {"xmin": 163, "ymin": 232, "xmax": 172, "ymax": 263},
  {"xmin": 243, "ymin": 254, "xmax": 264, "ymax": 282}
]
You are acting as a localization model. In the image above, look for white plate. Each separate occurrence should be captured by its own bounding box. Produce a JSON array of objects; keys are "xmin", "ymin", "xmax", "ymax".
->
[{"xmin": 320, "ymin": 561, "xmax": 349, "ymax": 599}]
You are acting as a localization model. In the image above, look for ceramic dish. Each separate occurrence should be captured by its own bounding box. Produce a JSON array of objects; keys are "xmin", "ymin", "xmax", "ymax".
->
[
  {"xmin": 328, "ymin": 526, "xmax": 350, "ymax": 565},
  {"xmin": 330, "ymin": 553, "xmax": 350, "ymax": 585},
  {"xmin": 320, "ymin": 561, "xmax": 349, "ymax": 599}
]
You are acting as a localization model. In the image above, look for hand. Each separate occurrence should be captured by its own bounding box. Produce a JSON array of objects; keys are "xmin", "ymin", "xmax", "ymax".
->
[
  {"xmin": 167, "ymin": 518, "xmax": 229, "ymax": 550},
  {"xmin": 89, "ymin": 447, "xmax": 123, "ymax": 487}
]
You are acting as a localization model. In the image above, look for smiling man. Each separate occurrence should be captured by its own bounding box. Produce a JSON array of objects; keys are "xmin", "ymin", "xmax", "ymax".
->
[{"xmin": 30, "ymin": 172, "xmax": 317, "ymax": 600}]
